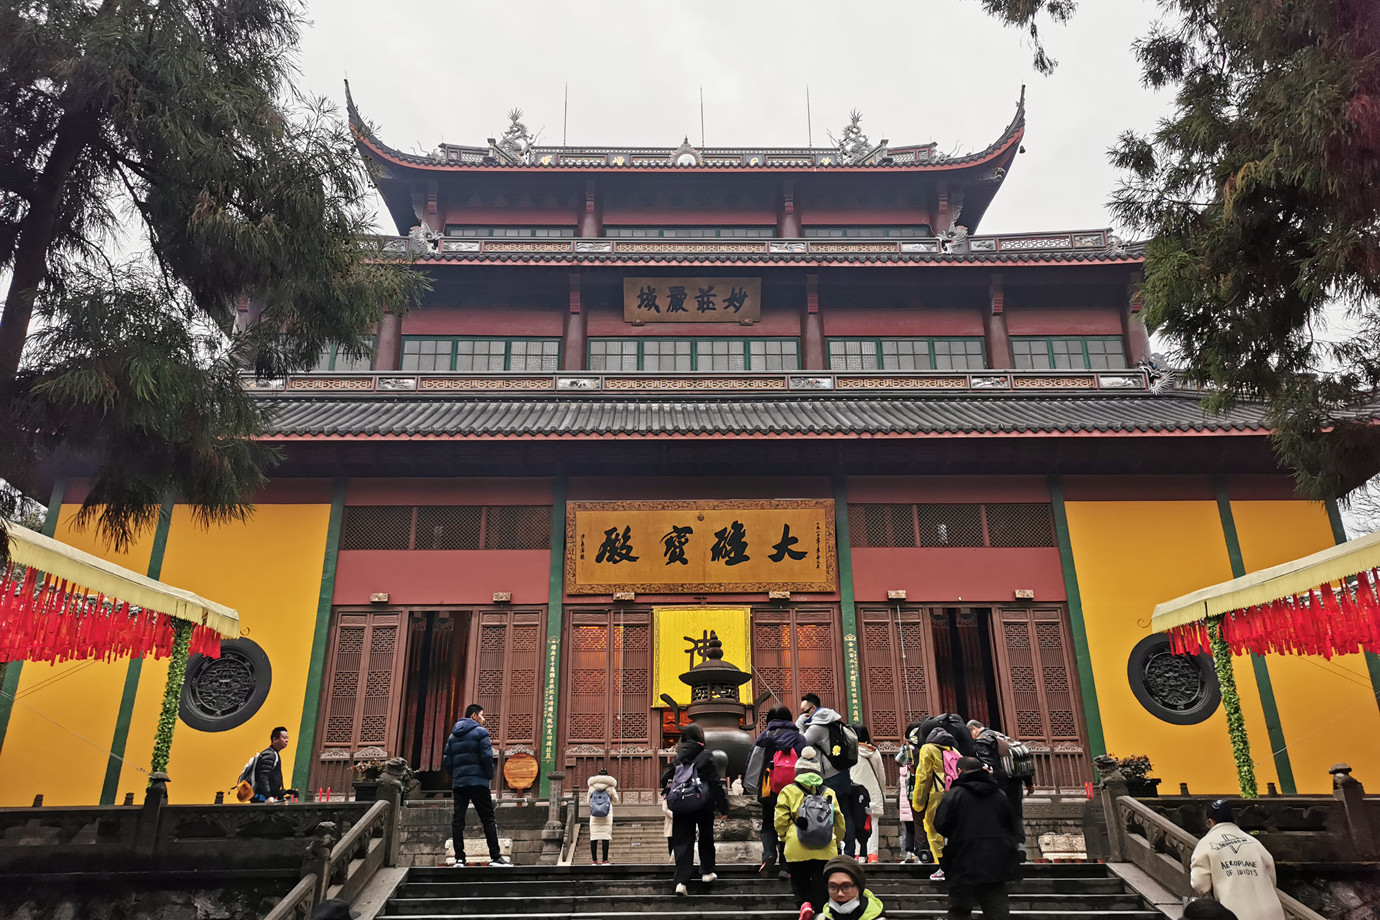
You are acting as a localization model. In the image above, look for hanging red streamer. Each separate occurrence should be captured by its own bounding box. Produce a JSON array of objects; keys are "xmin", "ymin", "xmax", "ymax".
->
[
  {"xmin": 1166, "ymin": 568, "xmax": 1380, "ymax": 660},
  {"xmin": 0, "ymin": 563, "xmax": 222, "ymax": 665}
]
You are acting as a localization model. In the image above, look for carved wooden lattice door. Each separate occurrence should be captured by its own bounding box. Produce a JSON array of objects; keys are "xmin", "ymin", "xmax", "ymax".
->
[
  {"xmin": 467, "ymin": 608, "xmax": 545, "ymax": 793},
  {"xmin": 751, "ymin": 606, "xmax": 843, "ymax": 723},
  {"xmin": 313, "ymin": 609, "xmax": 408, "ymax": 794},
  {"xmin": 991, "ymin": 605, "xmax": 1091, "ymax": 791},
  {"xmin": 857, "ymin": 605, "xmax": 939, "ymax": 777},
  {"xmin": 560, "ymin": 609, "xmax": 656, "ymax": 796}
]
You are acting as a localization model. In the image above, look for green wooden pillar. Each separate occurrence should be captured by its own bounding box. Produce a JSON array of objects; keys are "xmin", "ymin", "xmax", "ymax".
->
[
  {"xmin": 293, "ymin": 478, "xmax": 347, "ymax": 792},
  {"xmin": 1048, "ymin": 476, "xmax": 1106, "ymax": 759},
  {"xmin": 0, "ymin": 478, "xmax": 66, "ymax": 755},
  {"xmin": 539, "ymin": 478, "xmax": 568, "ymax": 799},
  {"xmin": 1214, "ymin": 478, "xmax": 1294, "ymax": 794},
  {"xmin": 100, "ymin": 494, "xmax": 175, "ymax": 803},
  {"xmin": 832, "ymin": 478, "xmax": 863, "ymax": 724}
]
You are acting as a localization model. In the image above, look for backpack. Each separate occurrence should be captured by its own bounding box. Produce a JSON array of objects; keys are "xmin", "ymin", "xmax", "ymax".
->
[
  {"xmin": 940, "ymin": 747, "xmax": 962, "ymax": 790},
  {"xmin": 993, "ymin": 732, "xmax": 1036, "ymax": 779},
  {"xmin": 825, "ymin": 721, "xmax": 859, "ymax": 771},
  {"xmin": 666, "ymin": 761, "xmax": 709, "ymax": 814},
  {"xmin": 848, "ymin": 782, "xmax": 872, "ymax": 824},
  {"xmin": 794, "ymin": 783, "xmax": 836, "ymax": 848},
  {"xmin": 765, "ymin": 748, "xmax": 799, "ymax": 796},
  {"xmin": 235, "ymin": 749, "xmax": 273, "ymax": 802},
  {"xmin": 589, "ymin": 787, "xmax": 612, "ymax": 818}
]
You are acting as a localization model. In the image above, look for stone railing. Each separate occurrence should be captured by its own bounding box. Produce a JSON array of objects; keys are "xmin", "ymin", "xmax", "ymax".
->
[
  {"xmin": 262, "ymin": 796, "xmax": 399, "ymax": 920},
  {"xmin": 1088, "ymin": 763, "xmax": 1380, "ymax": 920},
  {"xmin": 356, "ymin": 229, "xmax": 1124, "ymax": 260},
  {"xmin": 244, "ymin": 368, "xmax": 1150, "ymax": 396}
]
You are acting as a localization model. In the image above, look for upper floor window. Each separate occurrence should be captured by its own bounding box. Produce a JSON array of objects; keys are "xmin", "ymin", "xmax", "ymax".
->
[
  {"xmin": 588, "ymin": 337, "xmax": 800, "ymax": 371},
  {"xmin": 1012, "ymin": 336, "xmax": 1127, "ymax": 370},
  {"xmin": 312, "ymin": 337, "xmax": 375, "ymax": 372},
  {"xmin": 443, "ymin": 226, "xmax": 574, "ymax": 238},
  {"xmin": 804, "ymin": 226, "xmax": 933, "ymax": 238},
  {"xmin": 401, "ymin": 336, "xmax": 561, "ymax": 372},
  {"xmin": 827, "ymin": 337, "xmax": 986, "ymax": 371},
  {"xmin": 604, "ymin": 227, "xmax": 776, "ymax": 239}
]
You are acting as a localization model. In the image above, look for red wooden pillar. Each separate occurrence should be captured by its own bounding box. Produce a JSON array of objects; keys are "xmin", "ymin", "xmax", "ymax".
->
[
  {"xmin": 376, "ymin": 309, "xmax": 403, "ymax": 371},
  {"xmin": 779, "ymin": 179, "xmax": 801, "ymax": 238},
  {"xmin": 1122, "ymin": 272, "xmax": 1151, "ymax": 365},
  {"xmin": 984, "ymin": 274, "xmax": 1013, "ymax": 369},
  {"xmin": 803, "ymin": 273, "xmax": 825, "ymax": 369},
  {"xmin": 563, "ymin": 273, "xmax": 586, "ymax": 370},
  {"xmin": 578, "ymin": 179, "xmax": 601, "ymax": 238},
  {"xmin": 937, "ymin": 180, "xmax": 951, "ymax": 234}
]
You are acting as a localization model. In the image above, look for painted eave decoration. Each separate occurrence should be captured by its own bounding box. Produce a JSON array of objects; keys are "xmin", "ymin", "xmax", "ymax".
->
[
  {"xmin": 1, "ymin": 523, "xmax": 237, "ymax": 664},
  {"xmin": 1152, "ymin": 528, "xmax": 1380, "ymax": 660}
]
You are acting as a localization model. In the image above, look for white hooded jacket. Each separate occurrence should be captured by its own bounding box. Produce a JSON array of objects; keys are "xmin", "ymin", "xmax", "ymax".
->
[{"xmin": 1189, "ymin": 822, "xmax": 1285, "ymax": 920}]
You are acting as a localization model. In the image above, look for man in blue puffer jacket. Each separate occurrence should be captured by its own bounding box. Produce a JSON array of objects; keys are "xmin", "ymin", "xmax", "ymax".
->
[{"xmin": 441, "ymin": 703, "xmax": 512, "ymax": 867}]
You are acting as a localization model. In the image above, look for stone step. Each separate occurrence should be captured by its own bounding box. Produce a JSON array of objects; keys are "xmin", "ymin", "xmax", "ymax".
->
[
  {"xmin": 399, "ymin": 877, "xmax": 1130, "ymax": 898},
  {"xmin": 384, "ymin": 893, "xmax": 1146, "ymax": 915},
  {"xmin": 381, "ymin": 911, "xmax": 1162, "ymax": 920},
  {"xmin": 405, "ymin": 863, "xmax": 1116, "ymax": 881}
]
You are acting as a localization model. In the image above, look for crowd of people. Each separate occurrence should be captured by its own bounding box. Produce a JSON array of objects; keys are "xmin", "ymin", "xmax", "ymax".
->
[{"xmin": 390, "ymin": 695, "xmax": 1282, "ymax": 920}]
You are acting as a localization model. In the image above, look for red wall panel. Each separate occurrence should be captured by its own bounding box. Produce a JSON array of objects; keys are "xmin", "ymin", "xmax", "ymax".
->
[
  {"xmin": 333, "ymin": 549, "xmax": 551, "ymax": 605},
  {"xmin": 401, "ymin": 303, "xmax": 564, "ymax": 337},
  {"xmin": 822, "ymin": 307, "xmax": 983, "ymax": 337},
  {"xmin": 1005, "ymin": 308, "xmax": 1123, "ymax": 336},
  {"xmin": 1061, "ymin": 475, "xmax": 1214, "ymax": 501},
  {"xmin": 850, "ymin": 547, "xmax": 1066, "ymax": 604},
  {"xmin": 846, "ymin": 476, "xmax": 1050, "ymax": 504},
  {"xmin": 346, "ymin": 478, "xmax": 554, "ymax": 506}
]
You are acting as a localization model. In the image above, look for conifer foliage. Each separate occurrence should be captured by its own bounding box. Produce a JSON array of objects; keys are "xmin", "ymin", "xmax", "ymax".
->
[
  {"xmin": 986, "ymin": 1, "xmax": 1380, "ymax": 499},
  {"xmin": 0, "ymin": 1, "xmax": 424, "ymax": 559}
]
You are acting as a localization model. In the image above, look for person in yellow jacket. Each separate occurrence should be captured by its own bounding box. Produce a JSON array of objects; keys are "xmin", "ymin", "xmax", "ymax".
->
[
  {"xmin": 909, "ymin": 720, "xmax": 961, "ymax": 881},
  {"xmin": 775, "ymin": 746, "xmax": 847, "ymax": 920}
]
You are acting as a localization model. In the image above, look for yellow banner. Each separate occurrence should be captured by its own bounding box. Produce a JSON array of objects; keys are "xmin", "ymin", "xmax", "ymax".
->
[
  {"xmin": 623, "ymin": 277, "xmax": 762, "ymax": 322},
  {"xmin": 653, "ymin": 606, "xmax": 753, "ymax": 705},
  {"xmin": 565, "ymin": 500, "xmax": 836, "ymax": 594}
]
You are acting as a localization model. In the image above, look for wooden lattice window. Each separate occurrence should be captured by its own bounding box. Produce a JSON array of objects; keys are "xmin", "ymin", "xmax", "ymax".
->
[
  {"xmin": 468, "ymin": 609, "xmax": 545, "ymax": 755},
  {"xmin": 857, "ymin": 606, "xmax": 937, "ymax": 746},
  {"xmin": 751, "ymin": 606, "xmax": 843, "ymax": 722},
  {"xmin": 315, "ymin": 610, "xmax": 409, "ymax": 793},
  {"xmin": 560, "ymin": 610, "xmax": 654, "ymax": 750}
]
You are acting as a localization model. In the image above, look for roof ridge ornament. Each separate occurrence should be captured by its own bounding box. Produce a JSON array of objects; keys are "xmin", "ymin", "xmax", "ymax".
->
[
  {"xmin": 672, "ymin": 137, "xmax": 702, "ymax": 166},
  {"xmin": 829, "ymin": 109, "xmax": 871, "ymax": 164},
  {"xmin": 494, "ymin": 108, "xmax": 538, "ymax": 164}
]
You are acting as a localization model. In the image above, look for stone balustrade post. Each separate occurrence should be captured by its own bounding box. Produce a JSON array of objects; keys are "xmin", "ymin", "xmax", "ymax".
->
[
  {"xmin": 377, "ymin": 758, "xmax": 412, "ymax": 866},
  {"xmin": 135, "ymin": 772, "xmax": 169, "ymax": 859},
  {"xmin": 1331, "ymin": 763, "xmax": 1377, "ymax": 858},
  {"xmin": 1092, "ymin": 755, "xmax": 1129, "ymax": 862},
  {"xmin": 303, "ymin": 821, "xmax": 339, "ymax": 904},
  {"xmin": 540, "ymin": 771, "xmax": 567, "ymax": 864}
]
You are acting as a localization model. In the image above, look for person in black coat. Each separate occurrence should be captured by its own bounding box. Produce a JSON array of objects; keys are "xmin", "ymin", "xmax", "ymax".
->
[
  {"xmin": 967, "ymin": 719, "xmax": 1033, "ymax": 855},
  {"xmin": 659, "ymin": 723, "xmax": 728, "ymax": 895},
  {"xmin": 440, "ymin": 703, "xmax": 511, "ymax": 867},
  {"xmin": 934, "ymin": 757, "xmax": 1021, "ymax": 920},
  {"xmin": 252, "ymin": 726, "xmax": 296, "ymax": 802}
]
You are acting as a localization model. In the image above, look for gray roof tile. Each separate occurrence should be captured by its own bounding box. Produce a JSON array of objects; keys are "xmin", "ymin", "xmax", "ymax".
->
[{"xmin": 255, "ymin": 392, "xmax": 1278, "ymax": 439}]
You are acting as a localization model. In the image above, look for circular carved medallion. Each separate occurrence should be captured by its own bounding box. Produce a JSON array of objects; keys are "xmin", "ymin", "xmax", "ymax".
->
[
  {"xmin": 1126, "ymin": 634, "xmax": 1220, "ymax": 725},
  {"xmin": 179, "ymin": 638, "xmax": 272, "ymax": 732}
]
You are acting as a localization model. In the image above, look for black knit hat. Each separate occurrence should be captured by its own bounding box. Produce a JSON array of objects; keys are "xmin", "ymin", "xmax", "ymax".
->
[
  {"xmin": 1207, "ymin": 798, "xmax": 1233, "ymax": 824},
  {"xmin": 822, "ymin": 855, "xmax": 866, "ymax": 894}
]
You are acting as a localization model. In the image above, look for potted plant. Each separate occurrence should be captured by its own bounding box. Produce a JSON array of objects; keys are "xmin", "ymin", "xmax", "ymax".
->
[
  {"xmin": 352, "ymin": 759, "xmax": 385, "ymax": 801},
  {"xmin": 1111, "ymin": 754, "xmax": 1161, "ymax": 797}
]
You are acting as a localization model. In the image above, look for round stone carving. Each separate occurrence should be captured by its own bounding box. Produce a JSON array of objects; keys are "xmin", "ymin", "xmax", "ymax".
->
[
  {"xmin": 180, "ymin": 638, "xmax": 272, "ymax": 732},
  {"xmin": 1126, "ymin": 634, "xmax": 1220, "ymax": 725}
]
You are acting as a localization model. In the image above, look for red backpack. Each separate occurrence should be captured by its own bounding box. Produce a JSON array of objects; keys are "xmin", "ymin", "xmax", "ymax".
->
[{"xmin": 764, "ymin": 748, "xmax": 799, "ymax": 796}]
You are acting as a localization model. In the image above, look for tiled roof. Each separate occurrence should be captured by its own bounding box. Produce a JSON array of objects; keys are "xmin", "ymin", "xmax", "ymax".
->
[
  {"xmin": 256, "ymin": 392, "xmax": 1276, "ymax": 439},
  {"xmin": 345, "ymin": 81, "xmax": 1024, "ymax": 175}
]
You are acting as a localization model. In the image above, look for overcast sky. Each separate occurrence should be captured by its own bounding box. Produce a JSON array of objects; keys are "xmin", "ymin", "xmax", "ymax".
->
[{"xmin": 296, "ymin": 0, "xmax": 1173, "ymax": 237}]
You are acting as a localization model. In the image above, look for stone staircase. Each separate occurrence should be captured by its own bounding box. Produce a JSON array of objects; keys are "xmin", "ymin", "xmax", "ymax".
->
[{"xmin": 377, "ymin": 862, "xmax": 1168, "ymax": 919}]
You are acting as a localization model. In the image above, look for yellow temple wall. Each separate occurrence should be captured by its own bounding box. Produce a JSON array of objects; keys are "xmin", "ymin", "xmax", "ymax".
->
[
  {"xmin": 0, "ymin": 509, "xmax": 157, "ymax": 805},
  {"xmin": 1064, "ymin": 499, "xmax": 1283, "ymax": 793},
  {"xmin": 1229, "ymin": 501, "xmax": 1380, "ymax": 792},
  {"xmin": 110, "ymin": 503, "xmax": 330, "ymax": 804}
]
